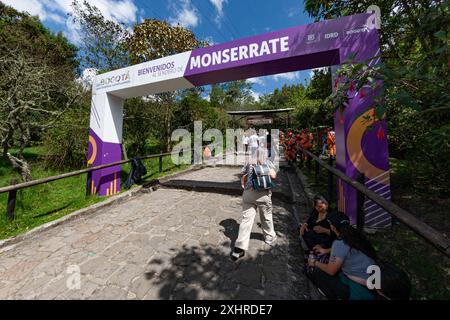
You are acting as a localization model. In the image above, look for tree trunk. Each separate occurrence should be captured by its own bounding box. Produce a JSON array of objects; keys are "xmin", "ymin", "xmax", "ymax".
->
[
  {"xmin": 163, "ymin": 102, "xmax": 172, "ymax": 153},
  {"xmin": 122, "ymin": 140, "xmax": 128, "ymax": 160},
  {"xmin": 4, "ymin": 153, "xmax": 32, "ymax": 182},
  {"xmin": 165, "ymin": 110, "xmax": 172, "ymax": 152}
]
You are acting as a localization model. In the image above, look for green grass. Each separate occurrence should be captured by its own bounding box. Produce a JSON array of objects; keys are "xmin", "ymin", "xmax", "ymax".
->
[
  {"xmin": 297, "ymin": 158, "xmax": 450, "ymax": 300},
  {"xmin": 0, "ymin": 146, "xmax": 189, "ymax": 240},
  {"xmin": 368, "ymin": 225, "xmax": 450, "ymax": 299}
]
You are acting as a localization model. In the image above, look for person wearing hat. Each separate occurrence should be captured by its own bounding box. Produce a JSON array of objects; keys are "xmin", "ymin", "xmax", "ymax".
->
[{"xmin": 307, "ymin": 211, "xmax": 379, "ymax": 300}]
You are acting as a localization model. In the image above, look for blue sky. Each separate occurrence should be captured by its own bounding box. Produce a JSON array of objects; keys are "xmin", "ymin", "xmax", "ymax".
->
[{"xmin": 3, "ymin": 0, "xmax": 318, "ymax": 99}]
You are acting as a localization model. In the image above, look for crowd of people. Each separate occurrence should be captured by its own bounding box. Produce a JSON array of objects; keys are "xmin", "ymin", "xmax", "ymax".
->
[
  {"xmin": 280, "ymin": 127, "xmax": 336, "ymax": 163},
  {"xmin": 234, "ymin": 126, "xmax": 336, "ymax": 163},
  {"xmin": 238, "ymin": 128, "xmax": 272, "ymax": 157}
]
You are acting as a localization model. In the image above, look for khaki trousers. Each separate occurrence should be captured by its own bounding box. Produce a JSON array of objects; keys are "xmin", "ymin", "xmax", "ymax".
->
[{"xmin": 235, "ymin": 188, "xmax": 277, "ymax": 251}]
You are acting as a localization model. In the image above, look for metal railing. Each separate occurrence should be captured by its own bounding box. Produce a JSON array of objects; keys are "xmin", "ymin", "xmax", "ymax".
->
[
  {"xmin": 0, "ymin": 149, "xmax": 188, "ymax": 220},
  {"xmin": 297, "ymin": 147, "xmax": 450, "ymax": 257},
  {"xmin": 3, "ymin": 144, "xmax": 448, "ymax": 257}
]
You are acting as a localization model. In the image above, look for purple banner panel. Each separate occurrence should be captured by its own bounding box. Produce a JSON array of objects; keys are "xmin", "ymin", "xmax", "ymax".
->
[
  {"xmin": 184, "ymin": 13, "xmax": 376, "ymax": 86},
  {"xmin": 333, "ymin": 66, "xmax": 391, "ymax": 227},
  {"xmin": 87, "ymin": 129, "xmax": 122, "ymax": 196}
]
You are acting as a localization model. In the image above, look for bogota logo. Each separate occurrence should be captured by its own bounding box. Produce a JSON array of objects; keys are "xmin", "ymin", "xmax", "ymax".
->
[{"xmin": 96, "ymin": 71, "xmax": 131, "ymax": 89}]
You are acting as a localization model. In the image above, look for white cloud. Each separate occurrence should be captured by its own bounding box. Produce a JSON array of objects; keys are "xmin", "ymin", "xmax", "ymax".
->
[
  {"xmin": 2, "ymin": 0, "xmax": 47, "ymax": 19},
  {"xmin": 169, "ymin": 0, "xmax": 200, "ymax": 28},
  {"xmin": 309, "ymin": 67, "xmax": 329, "ymax": 79},
  {"xmin": 47, "ymin": 12, "xmax": 65, "ymax": 24},
  {"xmin": 76, "ymin": 68, "xmax": 98, "ymax": 89},
  {"xmin": 65, "ymin": 16, "xmax": 82, "ymax": 44},
  {"xmin": 271, "ymin": 71, "xmax": 300, "ymax": 81},
  {"xmin": 4, "ymin": 0, "xmax": 138, "ymax": 24},
  {"xmin": 247, "ymin": 77, "xmax": 265, "ymax": 86},
  {"xmin": 288, "ymin": 7, "xmax": 298, "ymax": 18},
  {"xmin": 204, "ymin": 36, "xmax": 216, "ymax": 45},
  {"xmin": 250, "ymin": 90, "xmax": 261, "ymax": 102},
  {"xmin": 2, "ymin": 0, "xmax": 138, "ymax": 44},
  {"xmin": 209, "ymin": 0, "xmax": 227, "ymax": 25},
  {"xmin": 51, "ymin": 0, "xmax": 138, "ymax": 25}
]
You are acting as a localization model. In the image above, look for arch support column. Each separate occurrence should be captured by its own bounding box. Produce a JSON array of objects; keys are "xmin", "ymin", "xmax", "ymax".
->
[
  {"xmin": 87, "ymin": 92, "xmax": 124, "ymax": 196},
  {"xmin": 332, "ymin": 29, "xmax": 392, "ymax": 228}
]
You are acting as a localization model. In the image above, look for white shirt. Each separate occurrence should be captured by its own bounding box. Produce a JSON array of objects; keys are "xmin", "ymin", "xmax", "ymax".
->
[
  {"xmin": 258, "ymin": 135, "xmax": 266, "ymax": 147},
  {"xmin": 248, "ymin": 134, "xmax": 259, "ymax": 148},
  {"xmin": 242, "ymin": 136, "xmax": 249, "ymax": 145}
]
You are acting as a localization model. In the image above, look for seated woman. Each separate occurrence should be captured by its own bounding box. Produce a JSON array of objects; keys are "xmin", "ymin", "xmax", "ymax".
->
[
  {"xmin": 299, "ymin": 195, "xmax": 334, "ymax": 253},
  {"xmin": 307, "ymin": 211, "xmax": 379, "ymax": 300}
]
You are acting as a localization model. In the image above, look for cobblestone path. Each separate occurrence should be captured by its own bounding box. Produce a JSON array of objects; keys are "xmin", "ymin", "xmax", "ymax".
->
[{"xmin": 0, "ymin": 166, "xmax": 313, "ymax": 300}]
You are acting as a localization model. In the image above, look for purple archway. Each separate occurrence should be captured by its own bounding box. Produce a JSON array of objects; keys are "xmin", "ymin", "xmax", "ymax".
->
[{"xmin": 88, "ymin": 12, "xmax": 391, "ymax": 228}]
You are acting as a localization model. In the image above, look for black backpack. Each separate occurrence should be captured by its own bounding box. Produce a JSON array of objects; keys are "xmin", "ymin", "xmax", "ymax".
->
[{"xmin": 124, "ymin": 157, "xmax": 147, "ymax": 189}]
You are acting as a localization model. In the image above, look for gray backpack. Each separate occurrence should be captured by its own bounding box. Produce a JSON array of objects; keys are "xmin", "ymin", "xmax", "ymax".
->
[{"xmin": 251, "ymin": 164, "xmax": 273, "ymax": 190}]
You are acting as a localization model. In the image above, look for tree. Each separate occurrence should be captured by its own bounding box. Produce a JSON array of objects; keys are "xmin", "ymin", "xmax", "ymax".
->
[
  {"xmin": 0, "ymin": 50, "xmax": 81, "ymax": 181},
  {"xmin": 306, "ymin": 68, "xmax": 332, "ymax": 100},
  {"xmin": 209, "ymin": 84, "xmax": 226, "ymax": 109},
  {"xmin": 0, "ymin": 3, "xmax": 80, "ymax": 181},
  {"xmin": 304, "ymin": 0, "xmax": 450, "ymax": 194},
  {"xmin": 43, "ymin": 92, "xmax": 91, "ymax": 169},
  {"xmin": 70, "ymin": 0, "xmax": 130, "ymax": 71},
  {"xmin": 222, "ymin": 80, "xmax": 255, "ymax": 110},
  {"xmin": 0, "ymin": 3, "xmax": 78, "ymax": 77},
  {"xmin": 125, "ymin": 19, "xmax": 207, "ymax": 64},
  {"xmin": 123, "ymin": 97, "xmax": 158, "ymax": 156},
  {"xmin": 175, "ymin": 87, "xmax": 226, "ymax": 131},
  {"xmin": 124, "ymin": 19, "xmax": 208, "ymax": 152}
]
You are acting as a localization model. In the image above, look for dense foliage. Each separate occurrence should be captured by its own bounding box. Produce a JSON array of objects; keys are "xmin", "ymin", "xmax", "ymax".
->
[
  {"xmin": 1, "ymin": 1, "xmax": 448, "ymax": 196},
  {"xmin": 0, "ymin": 3, "xmax": 80, "ymax": 180},
  {"xmin": 305, "ymin": 0, "xmax": 449, "ymax": 195}
]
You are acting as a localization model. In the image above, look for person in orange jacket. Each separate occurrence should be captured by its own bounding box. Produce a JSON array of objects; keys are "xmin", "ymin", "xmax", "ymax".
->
[
  {"xmin": 299, "ymin": 129, "xmax": 310, "ymax": 161},
  {"xmin": 327, "ymin": 128, "xmax": 336, "ymax": 158},
  {"xmin": 304, "ymin": 129, "xmax": 313, "ymax": 151},
  {"xmin": 280, "ymin": 131, "xmax": 285, "ymax": 146},
  {"xmin": 284, "ymin": 132, "xmax": 297, "ymax": 163}
]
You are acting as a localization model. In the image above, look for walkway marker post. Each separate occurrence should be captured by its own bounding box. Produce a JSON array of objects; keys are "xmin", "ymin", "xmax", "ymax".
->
[
  {"xmin": 327, "ymin": 156, "xmax": 334, "ymax": 204},
  {"xmin": 6, "ymin": 179, "xmax": 17, "ymax": 220}
]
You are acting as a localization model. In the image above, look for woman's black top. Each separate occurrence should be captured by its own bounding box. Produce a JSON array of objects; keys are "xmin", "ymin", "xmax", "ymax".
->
[
  {"xmin": 306, "ymin": 210, "xmax": 332, "ymax": 230},
  {"xmin": 301, "ymin": 209, "xmax": 336, "ymax": 249}
]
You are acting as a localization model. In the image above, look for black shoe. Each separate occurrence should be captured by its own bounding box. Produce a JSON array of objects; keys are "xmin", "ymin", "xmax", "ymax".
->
[{"xmin": 230, "ymin": 247, "xmax": 245, "ymax": 261}]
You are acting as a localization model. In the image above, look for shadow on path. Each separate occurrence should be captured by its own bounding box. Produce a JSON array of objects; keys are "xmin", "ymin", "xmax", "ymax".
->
[{"xmin": 142, "ymin": 202, "xmax": 309, "ymax": 300}]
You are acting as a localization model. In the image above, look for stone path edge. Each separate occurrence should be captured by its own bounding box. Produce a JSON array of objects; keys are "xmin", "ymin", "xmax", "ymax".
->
[
  {"xmin": 292, "ymin": 164, "xmax": 326, "ymax": 300},
  {"xmin": 0, "ymin": 164, "xmax": 200, "ymax": 251}
]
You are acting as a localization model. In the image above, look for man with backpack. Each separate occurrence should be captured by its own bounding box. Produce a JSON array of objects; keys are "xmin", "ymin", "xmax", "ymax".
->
[{"xmin": 231, "ymin": 146, "xmax": 278, "ymax": 261}]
